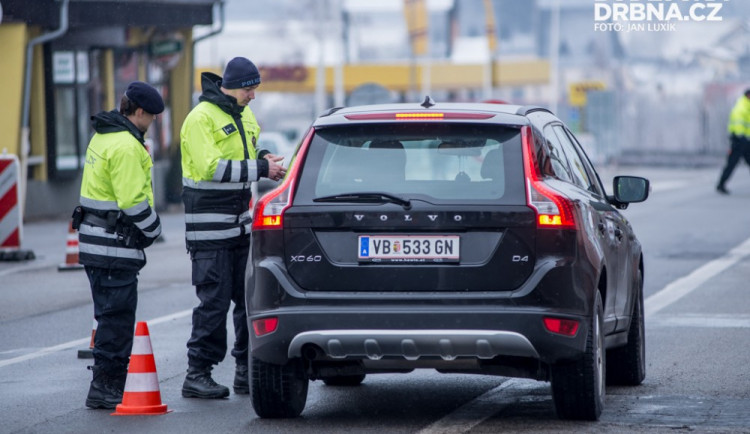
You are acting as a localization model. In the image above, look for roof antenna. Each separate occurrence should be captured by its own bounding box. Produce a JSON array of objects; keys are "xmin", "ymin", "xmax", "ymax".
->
[{"xmin": 420, "ymin": 95, "xmax": 435, "ymax": 108}]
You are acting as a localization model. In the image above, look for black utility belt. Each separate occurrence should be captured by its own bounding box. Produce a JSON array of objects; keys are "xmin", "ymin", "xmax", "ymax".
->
[
  {"xmin": 82, "ymin": 213, "xmax": 114, "ymax": 230},
  {"xmin": 78, "ymin": 209, "xmax": 147, "ymax": 249},
  {"xmin": 72, "ymin": 206, "xmax": 124, "ymax": 234},
  {"xmin": 81, "ymin": 210, "xmax": 121, "ymax": 233},
  {"xmin": 83, "ymin": 213, "xmax": 117, "ymax": 234}
]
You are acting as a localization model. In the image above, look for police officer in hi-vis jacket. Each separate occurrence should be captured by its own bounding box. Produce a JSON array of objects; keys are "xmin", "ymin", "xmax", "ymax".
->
[
  {"xmin": 78, "ymin": 81, "xmax": 164, "ymax": 409},
  {"xmin": 717, "ymin": 89, "xmax": 750, "ymax": 194},
  {"xmin": 180, "ymin": 57, "xmax": 285, "ymax": 399}
]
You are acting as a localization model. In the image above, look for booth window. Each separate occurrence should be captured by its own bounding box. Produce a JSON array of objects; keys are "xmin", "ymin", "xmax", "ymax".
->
[{"xmin": 45, "ymin": 49, "xmax": 101, "ymax": 179}]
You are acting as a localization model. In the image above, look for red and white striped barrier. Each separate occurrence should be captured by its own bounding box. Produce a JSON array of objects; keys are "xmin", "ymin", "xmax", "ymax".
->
[{"xmin": 0, "ymin": 154, "xmax": 34, "ymax": 261}]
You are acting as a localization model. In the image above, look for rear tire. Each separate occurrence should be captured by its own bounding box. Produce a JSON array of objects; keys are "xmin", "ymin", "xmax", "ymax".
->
[
  {"xmin": 551, "ymin": 291, "xmax": 605, "ymax": 421},
  {"xmin": 322, "ymin": 373, "xmax": 366, "ymax": 386},
  {"xmin": 251, "ymin": 357, "xmax": 308, "ymax": 418},
  {"xmin": 607, "ymin": 269, "xmax": 646, "ymax": 386}
]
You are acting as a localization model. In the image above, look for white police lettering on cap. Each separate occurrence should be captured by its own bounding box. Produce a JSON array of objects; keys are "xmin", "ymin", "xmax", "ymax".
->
[{"xmin": 241, "ymin": 79, "xmax": 260, "ymax": 87}]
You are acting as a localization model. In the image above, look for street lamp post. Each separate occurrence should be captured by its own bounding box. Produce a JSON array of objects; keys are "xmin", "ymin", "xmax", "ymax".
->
[{"xmin": 550, "ymin": 0, "xmax": 561, "ymax": 114}]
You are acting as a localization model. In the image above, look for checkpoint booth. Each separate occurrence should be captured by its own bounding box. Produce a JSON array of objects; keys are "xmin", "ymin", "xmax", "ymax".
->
[{"xmin": 0, "ymin": 0, "xmax": 219, "ymax": 221}]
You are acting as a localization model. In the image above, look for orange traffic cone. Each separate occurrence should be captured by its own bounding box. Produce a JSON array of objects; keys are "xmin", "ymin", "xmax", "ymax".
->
[
  {"xmin": 112, "ymin": 322, "xmax": 170, "ymax": 415},
  {"xmin": 58, "ymin": 221, "xmax": 84, "ymax": 271},
  {"xmin": 77, "ymin": 318, "xmax": 97, "ymax": 359}
]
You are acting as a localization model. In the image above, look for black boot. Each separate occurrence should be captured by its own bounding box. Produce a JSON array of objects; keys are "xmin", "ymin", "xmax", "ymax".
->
[
  {"xmin": 233, "ymin": 364, "xmax": 249, "ymax": 394},
  {"xmin": 112, "ymin": 370, "xmax": 128, "ymax": 393},
  {"xmin": 85, "ymin": 366, "xmax": 124, "ymax": 409},
  {"xmin": 182, "ymin": 366, "xmax": 229, "ymax": 399}
]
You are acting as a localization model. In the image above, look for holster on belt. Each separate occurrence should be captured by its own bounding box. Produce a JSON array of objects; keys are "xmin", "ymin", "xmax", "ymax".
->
[
  {"xmin": 71, "ymin": 206, "xmax": 84, "ymax": 230},
  {"xmin": 80, "ymin": 209, "xmax": 119, "ymax": 234},
  {"xmin": 116, "ymin": 215, "xmax": 151, "ymax": 249}
]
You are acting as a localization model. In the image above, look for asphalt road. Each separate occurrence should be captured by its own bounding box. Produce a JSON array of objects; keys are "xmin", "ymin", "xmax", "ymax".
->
[{"xmin": 1, "ymin": 165, "xmax": 749, "ymax": 434}]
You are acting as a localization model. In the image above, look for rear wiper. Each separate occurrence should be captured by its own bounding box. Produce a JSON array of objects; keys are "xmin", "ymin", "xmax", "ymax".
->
[{"xmin": 313, "ymin": 192, "xmax": 412, "ymax": 210}]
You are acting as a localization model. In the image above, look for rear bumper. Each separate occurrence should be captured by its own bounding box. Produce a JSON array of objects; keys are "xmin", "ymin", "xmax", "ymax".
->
[
  {"xmin": 247, "ymin": 256, "xmax": 594, "ymax": 367},
  {"xmin": 249, "ymin": 306, "xmax": 589, "ymax": 367}
]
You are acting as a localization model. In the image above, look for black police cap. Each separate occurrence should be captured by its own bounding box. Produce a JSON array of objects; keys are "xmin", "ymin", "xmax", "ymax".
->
[{"xmin": 125, "ymin": 81, "xmax": 165, "ymax": 115}]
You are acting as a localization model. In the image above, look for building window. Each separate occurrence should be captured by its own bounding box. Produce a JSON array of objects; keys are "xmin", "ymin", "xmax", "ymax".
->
[{"xmin": 113, "ymin": 48, "xmax": 170, "ymax": 161}]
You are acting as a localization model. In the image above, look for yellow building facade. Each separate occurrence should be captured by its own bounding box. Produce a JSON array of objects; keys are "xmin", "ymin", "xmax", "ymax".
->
[{"xmin": 196, "ymin": 60, "xmax": 549, "ymax": 94}]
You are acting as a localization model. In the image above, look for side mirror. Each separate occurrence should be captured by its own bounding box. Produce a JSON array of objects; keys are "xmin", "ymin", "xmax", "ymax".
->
[{"xmin": 611, "ymin": 176, "xmax": 650, "ymax": 205}]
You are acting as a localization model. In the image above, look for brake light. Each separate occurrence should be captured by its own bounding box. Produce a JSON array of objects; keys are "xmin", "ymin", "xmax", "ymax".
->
[
  {"xmin": 252, "ymin": 317, "xmax": 278, "ymax": 336},
  {"xmin": 344, "ymin": 112, "xmax": 494, "ymax": 121},
  {"xmin": 396, "ymin": 113, "xmax": 444, "ymax": 119},
  {"xmin": 543, "ymin": 317, "xmax": 579, "ymax": 336},
  {"xmin": 520, "ymin": 126, "xmax": 576, "ymax": 229},
  {"xmin": 251, "ymin": 128, "xmax": 314, "ymax": 231}
]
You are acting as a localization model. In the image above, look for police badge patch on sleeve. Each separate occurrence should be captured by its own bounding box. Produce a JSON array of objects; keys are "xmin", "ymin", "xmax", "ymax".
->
[{"xmin": 222, "ymin": 124, "xmax": 237, "ymax": 135}]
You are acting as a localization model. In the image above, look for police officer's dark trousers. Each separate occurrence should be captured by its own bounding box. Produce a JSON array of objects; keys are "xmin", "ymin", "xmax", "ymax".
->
[
  {"xmin": 718, "ymin": 137, "xmax": 750, "ymax": 189},
  {"xmin": 187, "ymin": 244, "xmax": 249, "ymax": 369},
  {"xmin": 85, "ymin": 266, "xmax": 138, "ymax": 374}
]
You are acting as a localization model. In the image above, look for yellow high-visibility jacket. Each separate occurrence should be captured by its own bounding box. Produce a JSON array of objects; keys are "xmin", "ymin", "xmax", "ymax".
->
[
  {"xmin": 180, "ymin": 72, "xmax": 267, "ymax": 251},
  {"xmin": 728, "ymin": 95, "xmax": 750, "ymax": 140},
  {"xmin": 79, "ymin": 110, "xmax": 161, "ymax": 271}
]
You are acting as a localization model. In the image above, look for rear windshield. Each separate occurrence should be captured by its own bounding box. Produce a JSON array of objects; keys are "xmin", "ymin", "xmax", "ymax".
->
[{"xmin": 295, "ymin": 123, "xmax": 526, "ymax": 204}]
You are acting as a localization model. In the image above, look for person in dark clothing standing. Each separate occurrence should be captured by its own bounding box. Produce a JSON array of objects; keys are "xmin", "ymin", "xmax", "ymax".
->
[
  {"xmin": 717, "ymin": 89, "xmax": 750, "ymax": 194},
  {"xmin": 180, "ymin": 57, "xmax": 286, "ymax": 398},
  {"xmin": 78, "ymin": 81, "xmax": 164, "ymax": 409}
]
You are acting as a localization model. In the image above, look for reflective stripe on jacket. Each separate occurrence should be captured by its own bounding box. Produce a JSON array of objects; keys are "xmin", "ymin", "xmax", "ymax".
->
[
  {"xmin": 180, "ymin": 83, "xmax": 262, "ymax": 251},
  {"xmin": 79, "ymin": 125, "xmax": 161, "ymax": 271},
  {"xmin": 728, "ymin": 95, "xmax": 750, "ymax": 139}
]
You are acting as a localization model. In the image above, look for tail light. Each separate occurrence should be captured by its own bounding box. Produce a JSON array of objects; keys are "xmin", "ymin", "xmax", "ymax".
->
[
  {"xmin": 252, "ymin": 317, "xmax": 279, "ymax": 336},
  {"xmin": 252, "ymin": 128, "xmax": 314, "ymax": 231},
  {"xmin": 520, "ymin": 126, "xmax": 576, "ymax": 229},
  {"xmin": 543, "ymin": 317, "xmax": 580, "ymax": 337}
]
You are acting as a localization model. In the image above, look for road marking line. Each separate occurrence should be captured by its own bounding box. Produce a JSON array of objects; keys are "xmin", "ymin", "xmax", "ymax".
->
[
  {"xmin": 649, "ymin": 314, "xmax": 750, "ymax": 329},
  {"xmin": 146, "ymin": 308, "xmax": 193, "ymax": 326},
  {"xmin": 0, "ymin": 262, "xmax": 57, "ymax": 277},
  {"xmin": 0, "ymin": 309, "xmax": 192, "ymax": 369},
  {"xmin": 416, "ymin": 378, "xmax": 539, "ymax": 434},
  {"xmin": 644, "ymin": 235, "xmax": 750, "ymax": 317},
  {"xmin": 0, "ymin": 337, "xmax": 90, "ymax": 369}
]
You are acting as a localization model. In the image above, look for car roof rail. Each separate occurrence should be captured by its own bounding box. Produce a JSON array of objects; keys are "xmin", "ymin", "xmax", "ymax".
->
[
  {"xmin": 320, "ymin": 107, "xmax": 345, "ymax": 117},
  {"xmin": 516, "ymin": 106, "xmax": 552, "ymax": 116}
]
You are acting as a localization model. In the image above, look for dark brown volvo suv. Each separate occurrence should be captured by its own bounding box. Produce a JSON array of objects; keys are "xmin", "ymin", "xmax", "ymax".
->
[{"xmin": 246, "ymin": 100, "xmax": 649, "ymax": 420}]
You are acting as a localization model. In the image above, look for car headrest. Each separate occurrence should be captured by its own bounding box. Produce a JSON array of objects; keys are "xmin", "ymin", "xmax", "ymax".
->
[
  {"xmin": 368, "ymin": 140, "xmax": 406, "ymax": 179},
  {"xmin": 369, "ymin": 139, "xmax": 405, "ymax": 150}
]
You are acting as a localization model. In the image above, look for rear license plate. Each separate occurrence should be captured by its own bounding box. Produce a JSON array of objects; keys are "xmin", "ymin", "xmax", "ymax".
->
[{"xmin": 358, "ymin": 235, "xmax": 460, "ymax": 263}]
